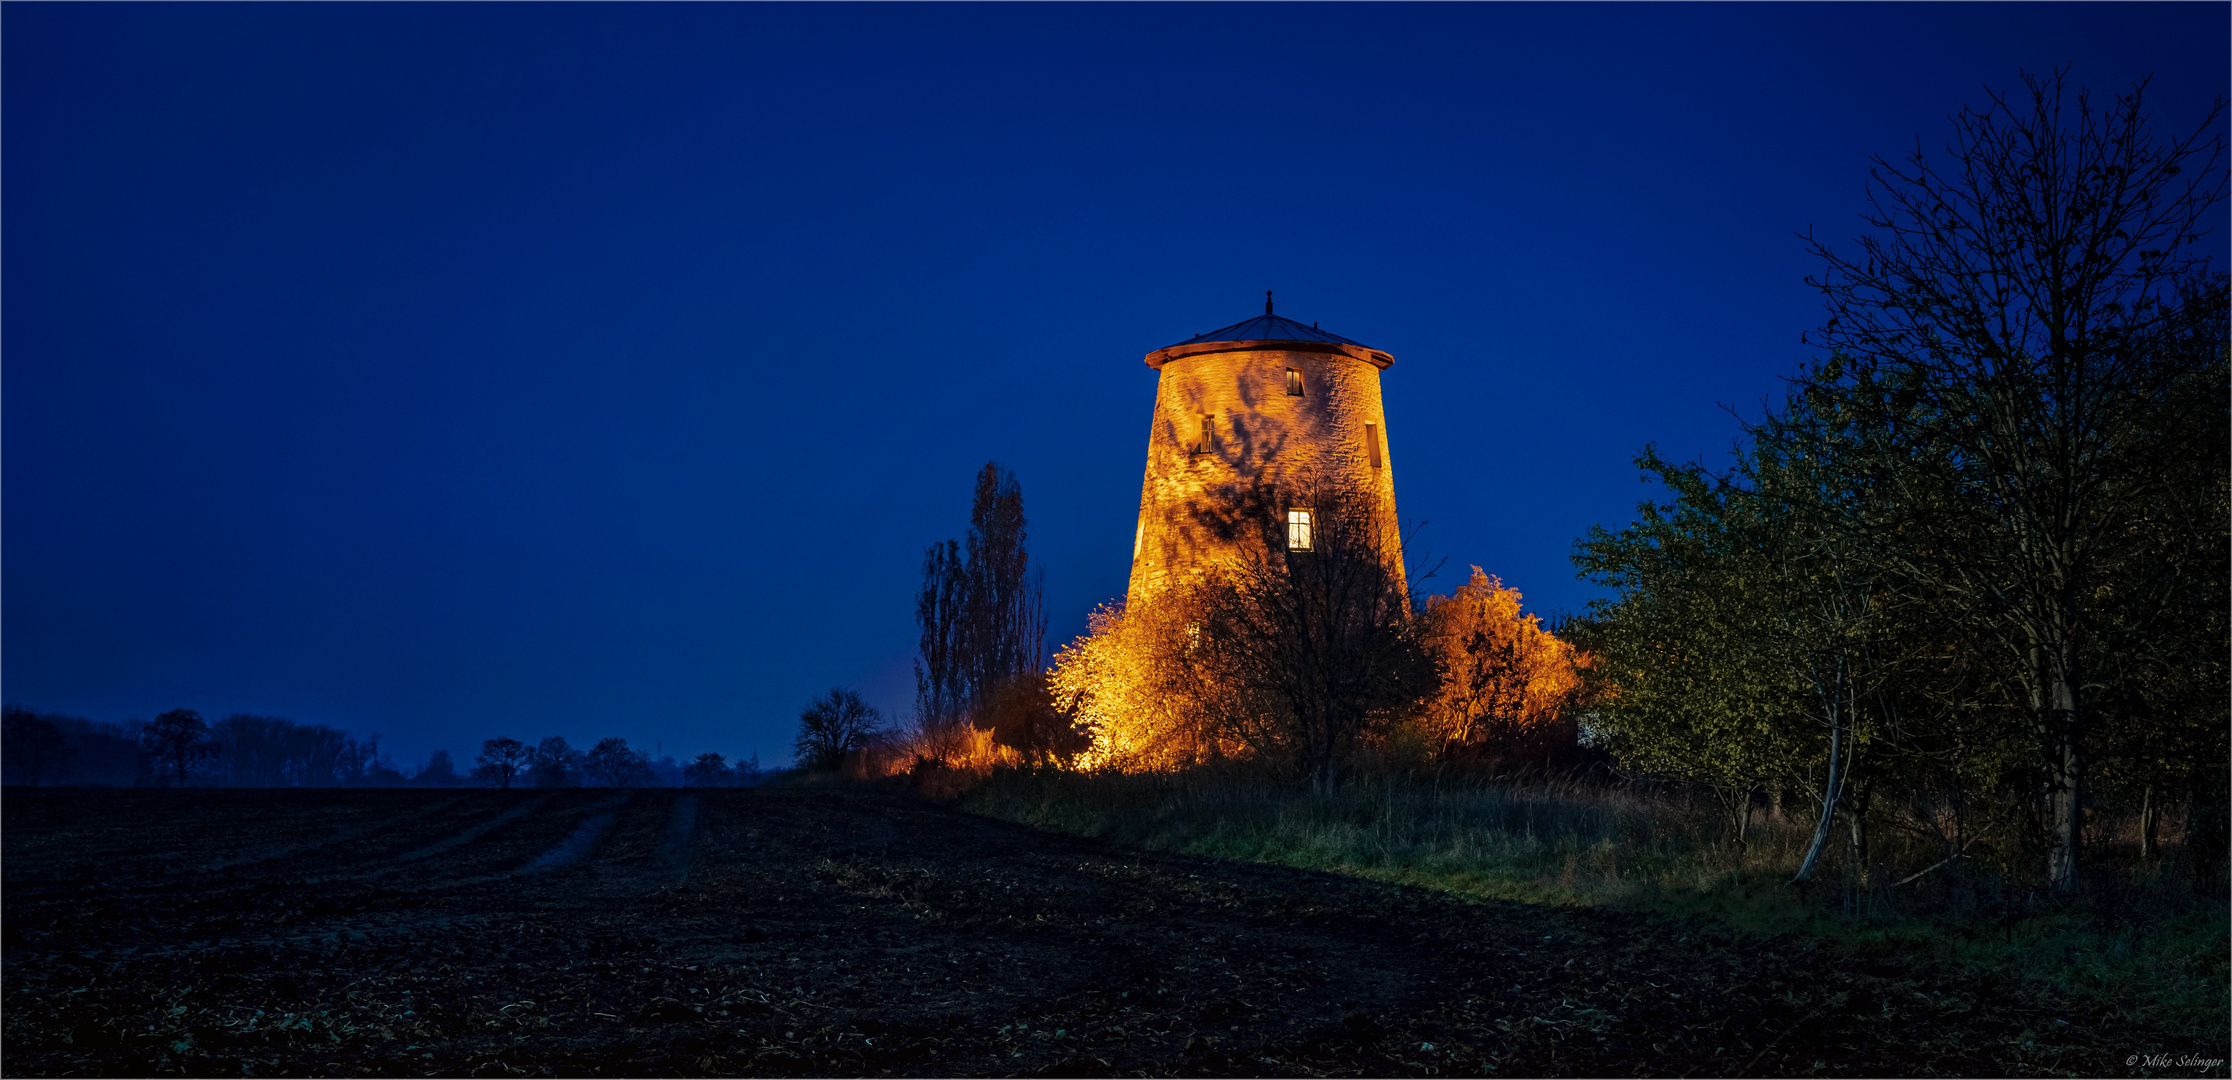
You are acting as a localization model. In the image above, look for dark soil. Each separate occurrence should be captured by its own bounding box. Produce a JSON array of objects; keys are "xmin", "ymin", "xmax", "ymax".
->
[{"xmin": 0, "ymin": 786, "xmax": 2211, "ymax": 1077}]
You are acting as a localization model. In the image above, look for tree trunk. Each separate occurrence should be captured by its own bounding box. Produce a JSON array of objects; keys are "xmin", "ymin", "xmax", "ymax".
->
[
  {"xmin": 1793, "ymin": 660, "xmax": 1847, "ymax": 884},
  {"xmin": 2140, "ymin": 783, "xmax": 2160, "ymax": 862},
  {"xmin": 2040, "ymin": 651, "xmax": 2083, "ymax": 892},
  {"xmin": 1847, "ymin": 789, "xmax": 1870, "ymax": 889}
]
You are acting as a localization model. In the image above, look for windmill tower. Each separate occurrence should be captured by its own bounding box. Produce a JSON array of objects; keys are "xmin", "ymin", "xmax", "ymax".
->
[{"xmin": 1126, "ymin": 293, "xmax": 1403, "ymax": 602}]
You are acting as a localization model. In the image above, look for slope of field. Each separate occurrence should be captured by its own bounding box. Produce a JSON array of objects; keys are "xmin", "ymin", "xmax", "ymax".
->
[{"xmin": 0, "ymin": 786, "xmax": 2209, "ymax": 1077}]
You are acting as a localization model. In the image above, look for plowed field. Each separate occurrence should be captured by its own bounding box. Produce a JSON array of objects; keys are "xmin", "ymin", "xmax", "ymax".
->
[{"xmin": 0, "ymin": 786, "xmax": 2205, "ymax": 1077}]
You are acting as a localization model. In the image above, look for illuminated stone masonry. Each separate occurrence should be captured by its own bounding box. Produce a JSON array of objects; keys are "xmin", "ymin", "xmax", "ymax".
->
[{"xmin": 1126, "ymin": 294, "xmax": 1403, "ymax": 601}]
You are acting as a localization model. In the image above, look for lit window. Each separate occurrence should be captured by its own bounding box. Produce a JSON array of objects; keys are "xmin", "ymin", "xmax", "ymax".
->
[
  {"xmin": 1193, "ymin": 414, "xmax": 1213, "ymax": 454},
  {"xmin": 1287, "ymin": 508, "xmax": 1314, "ymax": 551},
  {"xmin": 1286, "ymin": 368, "xmax": 1303, "ymax": 396},
  {"xmin": 1366, "ymin": 423, "xmax": 1382, "ymax": 468}
]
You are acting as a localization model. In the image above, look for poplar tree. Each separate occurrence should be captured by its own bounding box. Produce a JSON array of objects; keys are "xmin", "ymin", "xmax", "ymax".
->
[{"xmin": 913, "ymin": 463, "xmax": 1046, "ymax": 753}]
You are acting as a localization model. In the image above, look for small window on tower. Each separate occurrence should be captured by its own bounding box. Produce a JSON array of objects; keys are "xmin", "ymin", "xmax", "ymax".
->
[
  {"xmin": 1193, "ymin": 414, "xmax": 1214, "ymax": 454},
  {"xmin": 1366, "ymin": 424, "xmax": 1383, "ymax": 468},
  {"xmin": 1286, "ymin": 368, "xmax": 1303, "ymax": 396},
  {"xmin": 1287, "ymin": 508, "xmax": 1314, "ymax": 551}
]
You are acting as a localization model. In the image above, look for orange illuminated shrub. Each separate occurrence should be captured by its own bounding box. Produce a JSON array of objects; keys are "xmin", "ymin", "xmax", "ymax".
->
[{"xmin": 1419, "ymin": 568, "xmax": 1587, "ymax": 748}]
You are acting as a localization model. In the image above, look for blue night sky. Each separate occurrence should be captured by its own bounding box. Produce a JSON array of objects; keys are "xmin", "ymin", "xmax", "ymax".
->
[{"xmin": 5, "ymin": 4, "xmax": 2224, "ymax": 770}]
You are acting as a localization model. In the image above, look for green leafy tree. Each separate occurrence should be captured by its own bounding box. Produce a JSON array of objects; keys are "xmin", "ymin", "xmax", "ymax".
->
[{"xmin": 1573, "ymin": 451, "xmax": 1817, "ymax": 847}]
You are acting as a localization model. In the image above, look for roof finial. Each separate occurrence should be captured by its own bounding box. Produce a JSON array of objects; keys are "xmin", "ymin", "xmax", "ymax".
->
[{"xmin": 1265, "ymin": 290, "xmax": 1274, "ymax": 316}]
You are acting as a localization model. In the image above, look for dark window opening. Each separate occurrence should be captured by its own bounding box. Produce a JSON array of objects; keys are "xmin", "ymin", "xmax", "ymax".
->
[{"xmin": 1366, "ymin": 424, "xmax": 1383, "ymax": 468}]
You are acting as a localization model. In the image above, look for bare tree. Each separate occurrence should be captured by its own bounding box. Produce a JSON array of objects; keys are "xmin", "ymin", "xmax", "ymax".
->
[
  {"xmin": 472, "ymin": 736, "xmax": 531, "ymax": 789},
  {"xmin": 961, "ymin": 463, "xmax": 1047, "ymax": 701},
  {"xmin": 141, "ymin": 709, "xmax": 219, "ymax": 788},
  {"xmin": 794, "ymin": 688, "xmax": 884, "ymax": 772},
  {"xmin": 914, "ymin": 538, "xmax": 970, "ymax": 755},
  {"xmin": 584, "ymin": 737, "xmax": 654, "ymax": 787},
  {"xmin": 1798, "ymin": 69, "xmax": 2226, "ymax": 889},
  {"xmin": 1170, "ymin": 482, "xmax": 1437, "ymax": 795},
  {"xmin": 528, "ymin": 736, "xmax": 580, "ymax": 788}
]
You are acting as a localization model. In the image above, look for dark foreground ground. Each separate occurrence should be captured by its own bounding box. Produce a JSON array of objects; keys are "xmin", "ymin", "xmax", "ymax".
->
[{"xmin": 1, "ymin": 786, "xmax": 2214, "ymax": 1077}]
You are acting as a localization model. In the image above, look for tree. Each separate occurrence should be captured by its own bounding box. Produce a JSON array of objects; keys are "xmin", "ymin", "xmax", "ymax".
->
[
  {"xmin": 683, "ymin": 752, "xmax": 731, "ymax": 787},
  {"xmin": 2, "ymin": 705, "xmax": 71, "ymax": 787},
  {"xmin": 16, "ymin": 711, "xmax": 143, "ymax": 786},
  {"xmin": 1795, "ymin": 70, "xmax": 2226, "ymax": 889},
  {"xmin": 1167, "ymin": 483, "xmax": 1436, "ymax": 794},
  {"xmin": 973, "ymin": 673, "xmax": 1090, "ymax": 766},
  {"xmin": 794, "ymin": 688, "xmax": 884, "ymax": 772},
  {"xmin": 1419, "ymin": 569, "xmax": 1587, "ymax": 754},
  {"xmin": 528, "ymin": 736, "xmax": 580, "ymax": 787},
  {"xmin": 417, "ymin": 749, "xmax": 458, "ymax": 785},
  {"xmin": 1050, "ymin": 481, "xmax": 1433, "ymax": 787},
  {"xmin": 914, "ymin": 538, "xmax": 970, "ymax": 757},
  {"xmin": 1050, "ymin": 597, "xmax": 1217, "ymax": 771},
  {"xmin": 584, "ymin": 737, "xmax": 654, "ymax": 787},
  {"xmin": 960, "ymin": 463, "xmax": 1046, "ymax": 708},
  {"xmin": 472, "ymin": 736, "xmax": 531, "ymax": 788},
  {"xmin": 1574, "ymin": 452, "xmax": 1823, "ymax": 848},
  {"xmin": 914, "ymin": 463, "xmax": 1047, "ymax": 759},
  {"xmin": 140, "ymin": 708, "xmax": 218, "ymax": 788},
  {"xmin": 207, "ymin": 714, "xmax": 377, "ymax": 787},
  {"xmin": 733, "ymin": 751, "xmax": 764, "ymax": 786}
]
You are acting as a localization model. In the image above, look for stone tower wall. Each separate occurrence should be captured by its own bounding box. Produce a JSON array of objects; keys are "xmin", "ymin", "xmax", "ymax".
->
[{"xmin": 1126, "ymin": 340, "xmax": 1402, "ymax": 601}]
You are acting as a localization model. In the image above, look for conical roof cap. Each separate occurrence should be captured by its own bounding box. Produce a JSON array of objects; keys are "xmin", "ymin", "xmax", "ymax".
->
[
  {"xmin": 1162, "ymin": 313, "xmax": 1369, "ymax": 349},
  {"xmin": 1163, "ymin": 292, "xmax": 1373, "ymax": 349}
]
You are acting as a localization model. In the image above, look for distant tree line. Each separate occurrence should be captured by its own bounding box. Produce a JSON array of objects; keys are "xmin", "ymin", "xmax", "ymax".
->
[
  {"xmin": 3, "ymin": 706, "xmax": 748, "ymax": 791},
  {"xmin": 1, "ymin": 704, "xmax": 401, "ymax": 787},
  {"xmin": 468, "ymin": 734, "xmax": 756, "ymax": 788}
]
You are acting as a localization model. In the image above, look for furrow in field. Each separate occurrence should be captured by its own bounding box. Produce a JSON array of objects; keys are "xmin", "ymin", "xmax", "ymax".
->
[
  {"xmin": 520, "ymin": 792, "xmax": 632, "ymax": 873},
  {"xmin": 662, "ymin": 793, "xmax": 700, "ymax": 882},
  {"xmin": 201, "ymin": 796, "xmax": 467, "ymax": 871},
  {"xmin": 392, "ymin": 794, "xmax": 555, "ymax": 863}
]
